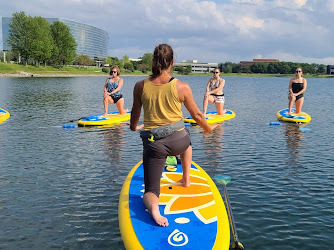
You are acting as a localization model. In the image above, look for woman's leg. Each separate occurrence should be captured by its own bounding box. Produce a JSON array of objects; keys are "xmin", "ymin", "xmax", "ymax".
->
[
  {"xmin": 203, "ymin": 96, "xmax": 214, "ymax": 115},
  {"xmin": 103, "ymin": 96, "xmax": 114, "ymax": 116},
  {"xmin": 143, "ymin": 192, "xmax": 169, "ymax": 227},
  {"xmin": 295, "ymin": 97, "xmax": 304, "ymax": 114},
  {"xmin": 215, "ymin": 102, "xmax": 225, "ymax": 115},
  {"xmin": 288, "ymin": 94, "xmax": 295, "ymax": 115},
  {"xmin": 180, "ymin": 145, "xmax": 192, "ymax": 187},
  {"xmin": 116, "ymin": 98, "xmax": 128, "ymax": 114}
]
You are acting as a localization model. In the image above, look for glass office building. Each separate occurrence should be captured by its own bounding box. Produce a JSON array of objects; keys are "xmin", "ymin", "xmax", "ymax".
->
[{"xmin": 2, "ymin": 17, "xmax": 109, "ymax": 59}]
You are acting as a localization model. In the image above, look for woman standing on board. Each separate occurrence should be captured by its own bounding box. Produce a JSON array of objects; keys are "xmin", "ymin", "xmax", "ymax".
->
[
  {"xmin": 203, "ymin": 67, "xmax": 226, "ymax": 115},
  {"xmin": 130, "ymin": 44, "xmax": 218, "ymax": 227},
  {"xmin": 103, "ymin": 65, "xmax": 127, "ymax": 116},
  {"xmin": 288, "ymin": 67, "xmax": 307, "ymax": 115}
]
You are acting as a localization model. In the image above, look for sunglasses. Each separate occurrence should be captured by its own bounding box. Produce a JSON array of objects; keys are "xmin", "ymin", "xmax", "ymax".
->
[
  {"xmin": 213, "ymin": 72, "xmax": 219, "ymax": 74},
  {"xmin": 296, "ymin": 70, "xmax": 302, "ymax": 73},
  {"xmin": 111, "ymin": 71, "xmax": 117, "ymax": 73}
]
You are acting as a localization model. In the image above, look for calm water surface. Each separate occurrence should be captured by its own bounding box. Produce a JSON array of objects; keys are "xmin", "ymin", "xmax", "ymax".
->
[{"xmin": 0, "ymin": 76, "xmax": 333, "ymax": 249}]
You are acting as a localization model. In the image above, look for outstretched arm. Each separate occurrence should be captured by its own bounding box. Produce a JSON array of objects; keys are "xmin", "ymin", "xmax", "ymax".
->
[
  {"xmin": 178, "ymin": 80, "xmax": 218, "ymax": 133},
  {"xmin": 130, "ymin": 80, "xmax": 144, "ymax": 131}
]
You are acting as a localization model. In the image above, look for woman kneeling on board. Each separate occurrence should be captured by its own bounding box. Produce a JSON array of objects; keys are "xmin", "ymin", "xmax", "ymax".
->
[
  {"xmin": 288, "ymin": 67, "xmax": 307, "ymax": 115},
  {"xmin": 203, "ymin": 67, "xmax": 226, "ymax": 115},
  {"xmin": 103, "ymin": 65, "xmax": 127, "ymax": 116},
  {"xmin": 130, "ymin": 44, "xmax": 218, "ymax": 227}
]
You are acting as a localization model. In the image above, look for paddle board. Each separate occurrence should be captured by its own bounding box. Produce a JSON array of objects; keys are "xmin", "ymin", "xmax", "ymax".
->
[
  {"xmin": 184, "ymin": 110, "xmax": 235, "ymax": 125},
  {"xmin": 119, "ymin": 160, "xmax": 230, "ymax": 250},
  {"xmin": 77, "ymin": 111, "xmax": 130, "ymax": 126},
  {"xmin": 276, "ymin": 108, "xmax": 311, "ymax": 123},
  {"xmin": 0, "ymin": 109, "xmax": 10, "ymax": 123}
]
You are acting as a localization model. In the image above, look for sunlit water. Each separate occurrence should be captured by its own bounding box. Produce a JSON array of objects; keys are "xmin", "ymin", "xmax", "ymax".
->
[{"xmin": 0, "ymin": 76, "xmax": 333, "ymax": 249}]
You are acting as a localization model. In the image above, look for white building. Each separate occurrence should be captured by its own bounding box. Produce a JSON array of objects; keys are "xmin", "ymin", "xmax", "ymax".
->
[{"xmin": 174, "ymin": 60, "xmax": 218, "ymax": 73}]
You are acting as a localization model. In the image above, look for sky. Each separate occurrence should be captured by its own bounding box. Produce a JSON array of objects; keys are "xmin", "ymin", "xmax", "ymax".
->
[{"xmin": 0, "ymin": 0, "xmax": 334, "ymax": 64}]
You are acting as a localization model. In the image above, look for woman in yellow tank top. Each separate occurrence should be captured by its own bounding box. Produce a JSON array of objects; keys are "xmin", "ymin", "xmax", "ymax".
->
[{"xmin": 130, "ymin": 44, "xmax": 219, "ymax": 227}]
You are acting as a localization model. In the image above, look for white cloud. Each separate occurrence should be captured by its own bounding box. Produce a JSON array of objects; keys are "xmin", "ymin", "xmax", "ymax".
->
[
  {"xmin": 328, "ymin": 0, "xmax": 334, "ymax": 11},
  {"xmin": 0, "ymin": 0, "xmax": 333, "ymax": 64}
]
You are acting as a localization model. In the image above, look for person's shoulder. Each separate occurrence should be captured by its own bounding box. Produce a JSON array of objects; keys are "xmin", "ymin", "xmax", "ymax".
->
[
  {"xmin": 135, "ymin": 79, "xmax": 145, "ymax": 88},
  {"xmin": 176, "ymin": 79, "xmax": 189, "ymax": 86}
]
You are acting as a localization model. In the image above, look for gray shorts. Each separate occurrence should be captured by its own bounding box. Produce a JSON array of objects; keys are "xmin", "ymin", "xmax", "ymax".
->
[{"xmin": 142, "ymin": 128, "xmax": 191, "ymax": 197}]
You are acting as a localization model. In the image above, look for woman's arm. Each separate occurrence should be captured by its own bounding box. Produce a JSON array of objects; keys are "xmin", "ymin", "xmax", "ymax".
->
[
  {"xmin": 296, "ymin": 78, "xmax": 307, "ymax": 95},
  {"xmin": 209, "ymin": 79, "xmax": 225, "ymax": 95},
  {"xmin": 178, "ymin": 80, "xmax": 218, "ymax": 133},
  {"xmin": 110, "ymin": 78, "xmax": 124, "ymax": 95},
  {"xmin": 288, "ymin": 79, "xmax": 294, "ymax": 95},
  {"xmin": 130, "ymin": 80, "xmax": 144, "ymax": 131}
]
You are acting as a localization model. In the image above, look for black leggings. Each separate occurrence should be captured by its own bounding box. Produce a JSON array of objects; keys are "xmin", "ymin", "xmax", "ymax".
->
[{"xmin": 142, "ymin": 128, "xmax": 191, "ymax": 197}]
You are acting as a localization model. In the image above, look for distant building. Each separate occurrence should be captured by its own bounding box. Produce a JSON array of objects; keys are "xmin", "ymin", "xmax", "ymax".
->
[
  {"xmin": 240, "ymin": 59, "xmax": 279, "ymax": 68},
  {"xmin": 2, "ymin": 17, "xmax": 109, "ymax": 59},
  {"xmin": 327, "ymin": 65, "xmax": 334, "ymax": 75},
  {"xmin": 174, "ymin": 60, "xmax": 218, "ymax": 73}
]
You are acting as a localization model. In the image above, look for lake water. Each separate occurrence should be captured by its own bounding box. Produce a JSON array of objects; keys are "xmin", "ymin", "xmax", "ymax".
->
[{"xmin": 0, "ymin": 75, "xmax": 333, "ymax": 249}]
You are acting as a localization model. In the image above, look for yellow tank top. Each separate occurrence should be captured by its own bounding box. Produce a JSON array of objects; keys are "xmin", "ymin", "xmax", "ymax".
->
[{"xmin": 142, "ymin": 78, "xmax": 183, "ymax": 130}]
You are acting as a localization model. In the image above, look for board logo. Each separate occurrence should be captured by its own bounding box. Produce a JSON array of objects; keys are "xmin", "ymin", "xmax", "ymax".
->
[{"xmin": 168, "ymin": 229, "xmax": 188, "ymax": 246}]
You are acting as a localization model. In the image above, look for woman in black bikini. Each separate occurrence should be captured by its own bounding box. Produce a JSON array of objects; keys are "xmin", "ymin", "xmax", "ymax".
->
[{"xmin": 288, "ymin": 67, "xmax": 307, "ymax": 115}]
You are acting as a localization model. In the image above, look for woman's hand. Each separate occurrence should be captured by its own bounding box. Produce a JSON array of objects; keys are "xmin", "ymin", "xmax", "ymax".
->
[
  {"xmin": 127, "ymin": 123, "xmax": 144, "ymax": 131},
  {"xmin": 200, "ymin": 124, "xmax": 220, "ymax": 134}
]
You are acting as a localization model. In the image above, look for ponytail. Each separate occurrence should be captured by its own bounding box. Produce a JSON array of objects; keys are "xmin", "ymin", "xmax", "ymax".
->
[{"xmin": 151, "ymin": 44, "xmax": 174, "ymax": 78}]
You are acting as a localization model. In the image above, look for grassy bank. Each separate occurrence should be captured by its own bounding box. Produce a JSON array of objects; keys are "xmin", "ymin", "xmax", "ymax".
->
[{"xmin": 0, "ymin": 62, "xmax": 332, "ymax": 78}]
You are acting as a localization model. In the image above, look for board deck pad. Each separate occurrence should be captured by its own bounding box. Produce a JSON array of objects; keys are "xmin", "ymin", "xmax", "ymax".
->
[
  {"xmin": 78, "ymin": 111, "xmax": 130, "ymax": 126},
  {"xmin": 119, "ymin": 161, "xmax": 230, "ymax": 250},
  {"xmin": 276, "ymin": 108, "xmax": 311, "ymax": 123},
  {"xmin": 184, "ymin": 110, "xmax": 235, "ymax": 125}
]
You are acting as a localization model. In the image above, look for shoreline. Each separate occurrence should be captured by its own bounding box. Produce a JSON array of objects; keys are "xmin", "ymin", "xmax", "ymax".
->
[
  {"xmin": 1, "ymin": 72, "xmax": 333, "ymax": 78},
  {"xmin": 0, "ymin": 73, "xmax": 146, "ymax": 77}
]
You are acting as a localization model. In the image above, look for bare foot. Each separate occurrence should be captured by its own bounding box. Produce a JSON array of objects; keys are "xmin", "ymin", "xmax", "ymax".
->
[
  {"xmin": 102, "ymin": 113, "xmax": 108, "ymax": 117},
  {"xmin": 178, "ymin": 177, "xmax": 190, "ymax": 187},
  {"xmin": 150, "ymin": 203, "xmax": 169, "ymax": 227},
  {"xmin": 120, "ymin": 109, "xmax": 129, "ymax": 114},
  {"xmin": 218, "ymin": 109, "xmax": 226, "ymax": 115}
]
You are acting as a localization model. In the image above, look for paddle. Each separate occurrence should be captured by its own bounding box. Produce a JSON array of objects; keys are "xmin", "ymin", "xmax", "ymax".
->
[{"xmin": 214, "ymin": 175, "xmax": 244, "ymax": 250}]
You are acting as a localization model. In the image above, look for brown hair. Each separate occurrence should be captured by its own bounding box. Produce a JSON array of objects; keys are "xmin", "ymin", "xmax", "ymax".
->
[
  {"xmin": 151, "ymin": 44, "xmax": 174, "ymax": 78},
  {"xmin": 110, "ymin": 65, "xmax": 120, "ymax": 76}
]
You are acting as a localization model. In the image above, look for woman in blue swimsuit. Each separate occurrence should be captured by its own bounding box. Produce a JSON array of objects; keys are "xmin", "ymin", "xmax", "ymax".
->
[
  {"xmin": 288, "ymin": 67, "xmax": 307, "ymax": 115},
  {"xmin": 103, "ymin": 65, "xmax": 127, "ymax": 116}
]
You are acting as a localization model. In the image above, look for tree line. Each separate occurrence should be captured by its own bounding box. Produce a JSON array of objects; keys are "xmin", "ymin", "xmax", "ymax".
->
[
  {"xmin": 6, "ymin": 12, "xmax": 77, "ymax": 67},
  {"xmin": 219, "ymin": 61, "xmax": 327, "ymax": 75}
]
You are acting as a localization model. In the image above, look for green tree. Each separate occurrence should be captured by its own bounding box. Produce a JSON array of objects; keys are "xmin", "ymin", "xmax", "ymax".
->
[
  {"xmin": 124, "ymin": 61, "xmax": 134, "ymax": 72},
  {"xmin": 50, "ymin": 21, "xmax": 77, "ymax": 66},
  {"xmin": 317, "ymin": 64, "xmax": 326, "ymax": 74},
  {"xmin": 7, "ymin": 12, "xmax": 31, "ymax": 65},
  {"xmin": 141, "ymin": 53, "xmax": 153, "ymax": 70},
  {"xmin": 29, "ymin": 16, "xmax": 54, "ymax": 66},
  {"xmin": 74, "ymin": 55, "xmax": 93, "ymax": 67},
  {"xmin": 122, "ymin": 55, "xmax": 130, "ymax": 63}
]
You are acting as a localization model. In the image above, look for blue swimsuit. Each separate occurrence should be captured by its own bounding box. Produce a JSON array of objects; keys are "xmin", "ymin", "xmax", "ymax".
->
[{"xmin": 106, "ymin": 78, "xmax": 123, "ymax": 103}]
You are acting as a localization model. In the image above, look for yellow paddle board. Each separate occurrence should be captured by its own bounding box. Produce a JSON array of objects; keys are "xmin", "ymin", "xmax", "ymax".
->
[{"xmin": 119, "ymin": 160, "xmax": 230, "ymax": 249}]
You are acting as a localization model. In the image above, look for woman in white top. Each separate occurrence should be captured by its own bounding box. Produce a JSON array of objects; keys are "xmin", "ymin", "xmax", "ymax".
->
[{"xmin": 203, "ymin": 68, "xmax": 226, "ymax": 115}]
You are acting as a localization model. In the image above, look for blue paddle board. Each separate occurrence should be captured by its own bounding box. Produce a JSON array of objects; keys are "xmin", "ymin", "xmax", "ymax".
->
[
  {"xmin": 276, "ymin": 108, "xmax": 311, "ymax": 123},
  {"xmin": 119, "ymin": 161, "xmax": 230, "ymax": 249},
  {"xmin": 78, "ymin": 111, "xmax": 130, "ymax": 126}
]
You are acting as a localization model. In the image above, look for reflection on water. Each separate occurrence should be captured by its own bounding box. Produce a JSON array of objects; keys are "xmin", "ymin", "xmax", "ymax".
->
[
  {"xmin": 285, "ymin": 124, "xmax": 303, "ymax": 159},
  {"xmin": 102, "ymin": 124, "xmax": 126, "ymax": 164},
  {"xmin": 200, "ymin": 124, "xmax": 224, "ymax": 170},
  {"xmin": 0, "ymin": 76, "xmax": 334, "ymax": 249}
]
